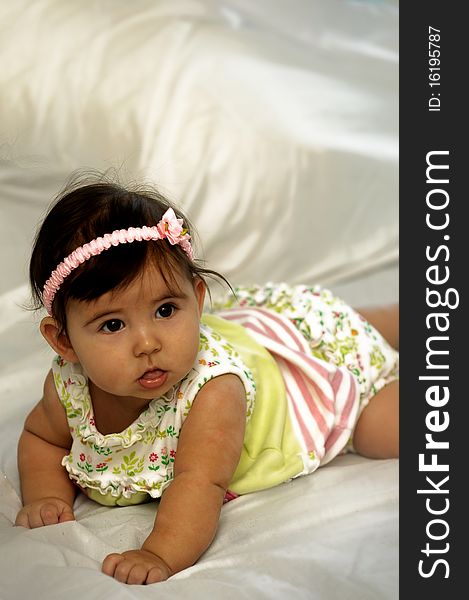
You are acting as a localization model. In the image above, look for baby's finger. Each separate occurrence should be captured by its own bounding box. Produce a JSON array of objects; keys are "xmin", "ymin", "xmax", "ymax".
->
[
  {"xmin": 28, "ymin": 508, "xmax": 50, "ymax": 528},
  {"xmin": 14, "ymin": 511, "xmax": 31, "ymax": 529},
  {"xmin": 113, "ymin": 558, "xmax": 135, "ymax": 584},
  {"xmin": 127, "ymin": 564, "xmax": 150, "ymax": 585},
  {"xmin": 58, "ymin": 506, "xmax": 75, "ymax": 523},
  {"xmin": 40, "ymin": 503, "xmax": 60, "ymax": 526},
  {"xmin": 102, "ymin": 553, "xmax": 125, "ymax": 578},
  {"xmin": 146, "ymin": 565, "xmax": 169, "ymax": 584}
]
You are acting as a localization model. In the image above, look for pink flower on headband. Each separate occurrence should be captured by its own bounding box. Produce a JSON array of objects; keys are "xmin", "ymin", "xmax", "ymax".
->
[
  {"xmin": 42, "ymin": 208, "xmax": 194, "ymax": 315},
  {"xmin": 157, "ymin": 209, "xmax": 184, "ymax": 245},
  {"xmin": 156, "ymin": 208, "xmax": 193, "ymax": 260}
]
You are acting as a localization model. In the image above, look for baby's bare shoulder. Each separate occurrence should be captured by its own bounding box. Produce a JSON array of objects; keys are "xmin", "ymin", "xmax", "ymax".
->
[{"xmin": 24, "ymin": 369, "xmax": 72, "ymax": 448}]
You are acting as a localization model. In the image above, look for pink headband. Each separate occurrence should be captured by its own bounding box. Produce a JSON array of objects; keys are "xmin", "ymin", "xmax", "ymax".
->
[{"xmin": 42, "ymin": 208, "xmax": 193, "ymax": 315}]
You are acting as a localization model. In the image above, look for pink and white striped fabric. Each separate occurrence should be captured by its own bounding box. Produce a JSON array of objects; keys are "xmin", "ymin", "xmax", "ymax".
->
[{"xmin": 216, "ymin": 307, "xmax": 361, "ymax": 469}]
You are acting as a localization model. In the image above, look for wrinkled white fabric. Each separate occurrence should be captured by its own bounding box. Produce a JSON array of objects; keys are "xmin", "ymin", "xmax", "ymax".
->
[
  {"xmin": 0, "ymin": 1, "xmax": 398, "ymax": 598},
  {"xmin": 0, "ymin": 0, "xmax": 398, "ymax": 294}
]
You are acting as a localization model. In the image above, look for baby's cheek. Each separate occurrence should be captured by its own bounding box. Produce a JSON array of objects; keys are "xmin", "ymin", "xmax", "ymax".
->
[
  {"xmin": 176, "ymin": 325, "xmax": 200, "ymax": 365},
  {"xmin": 178, "ymin": 351, "xmax": 197, "ymax": 377},
  {"xmin": 85, "ymin": 362, "xmax": 126, "ymax": 395}
]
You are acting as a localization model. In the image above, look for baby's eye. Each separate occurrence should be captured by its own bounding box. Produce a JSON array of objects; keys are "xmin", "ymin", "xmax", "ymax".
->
[
  {"xmin": 101, "ymin": 319, "xmax": 124, "ymax": 333},
  {"xmin": 156, "ymin": 303, "xmax": 175, "ymax": 319}
]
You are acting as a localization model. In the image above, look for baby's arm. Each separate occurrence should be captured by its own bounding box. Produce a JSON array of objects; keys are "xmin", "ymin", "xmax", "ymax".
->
[
  {"xmin": 15, "ymin": 369, "xmax": 76, "ymax": 528},
  {"xmin": 102, "ymin": 373, "xmax": 246, "ymax": 585}
]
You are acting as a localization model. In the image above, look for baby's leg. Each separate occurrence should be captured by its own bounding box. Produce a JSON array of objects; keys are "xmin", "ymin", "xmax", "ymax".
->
[
  {"xmin": 355, "ymin": 304, "xmax": 399, "ymax": 350},
  {"xmin": 353, "ymin": 379, "xmax": 399, "ymax": 459},
  {"xmin": 350, "ymin": 303, "xmax": 399, "ymax": 459}
]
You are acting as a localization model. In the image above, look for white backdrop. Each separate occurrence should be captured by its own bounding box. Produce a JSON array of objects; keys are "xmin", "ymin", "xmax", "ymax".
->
[{"xmin": 0, "ymin": 0, "xmax": 398, "ymax": 301}]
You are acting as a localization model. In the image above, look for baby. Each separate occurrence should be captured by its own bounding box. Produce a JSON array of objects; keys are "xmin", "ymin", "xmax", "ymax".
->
[{"xmin": 15, "ymin": 176, "xmax": 399, "ymax": 585}]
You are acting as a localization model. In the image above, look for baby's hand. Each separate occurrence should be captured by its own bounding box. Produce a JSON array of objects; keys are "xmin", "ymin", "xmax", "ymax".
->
[
  {"xmin": 15, "ymin": 497, "xmax": 75, "ymax": 528},
  {"xmin": 102, "ymin": 549, "xmax": 173, "ymax": 585}
]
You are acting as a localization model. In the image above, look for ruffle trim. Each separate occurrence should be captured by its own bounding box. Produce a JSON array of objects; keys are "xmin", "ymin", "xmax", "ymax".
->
[
  {"xmin": 57, "ymin": 359, "xmax": 183, "ymax": 448},
  {"xmin": 63, "ymin": 461, "xmax": 171, "ymax": 499},
  {"xmin": 79, "ymin": 387, "xmax": 180, "ymax": 448}
]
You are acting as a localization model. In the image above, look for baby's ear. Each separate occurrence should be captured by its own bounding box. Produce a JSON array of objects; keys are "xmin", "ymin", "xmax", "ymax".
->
[
  {"xmin": 40, "ymin": 317, "xmax": 79, "ymax": 363},
  {"xmin": 194, "ymin": 277, "xmax": 206, "ymax": 315}
]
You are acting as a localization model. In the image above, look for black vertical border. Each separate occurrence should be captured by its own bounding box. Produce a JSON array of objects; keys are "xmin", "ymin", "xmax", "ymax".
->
[{"xmin": 400, "ymin": 3, "xmax": 465, "ymax": 596}]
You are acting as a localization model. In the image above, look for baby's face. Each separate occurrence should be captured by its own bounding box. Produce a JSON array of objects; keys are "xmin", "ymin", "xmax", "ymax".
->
[{"xmin": 64, "ymin": 262, "xmax": 205, "ymax": 408}]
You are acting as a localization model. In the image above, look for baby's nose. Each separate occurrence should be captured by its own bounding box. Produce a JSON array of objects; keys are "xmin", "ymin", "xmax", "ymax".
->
[{"xmin": 133, "ymin": 327, "xmax": 162, "ymax": 356}]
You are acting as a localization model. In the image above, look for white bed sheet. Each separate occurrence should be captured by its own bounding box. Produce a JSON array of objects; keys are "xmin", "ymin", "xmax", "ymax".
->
[{"xmin": 0, "ymin": 1, "xmax": 398, "ymax": 598}]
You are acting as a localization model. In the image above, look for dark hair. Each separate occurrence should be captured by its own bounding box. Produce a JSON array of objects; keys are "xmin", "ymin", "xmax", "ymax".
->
[{"xmin": 30, "ymin": 172, "xmax": 230, "ymax": 332}]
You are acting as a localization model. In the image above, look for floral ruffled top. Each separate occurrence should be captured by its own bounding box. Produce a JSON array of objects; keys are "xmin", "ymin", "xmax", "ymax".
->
[{"xmin": 53, "ymin": 322, "xmax": 256, "ymax": 506}]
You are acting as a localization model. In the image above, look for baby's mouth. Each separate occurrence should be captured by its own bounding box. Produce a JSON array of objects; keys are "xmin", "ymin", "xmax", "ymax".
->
[{"xmin": 138, "ymin": 368, "xmax": 168, "ymax": 390}]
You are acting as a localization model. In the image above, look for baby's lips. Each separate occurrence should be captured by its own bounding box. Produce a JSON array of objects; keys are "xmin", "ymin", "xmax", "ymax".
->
[
  {"xmin": 138, "ymin": 369, "xmax": 168, "ymax": 390},
  {"xmin": 140, "ymin": 368, "xmax": 164, "ymax": 381}
]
